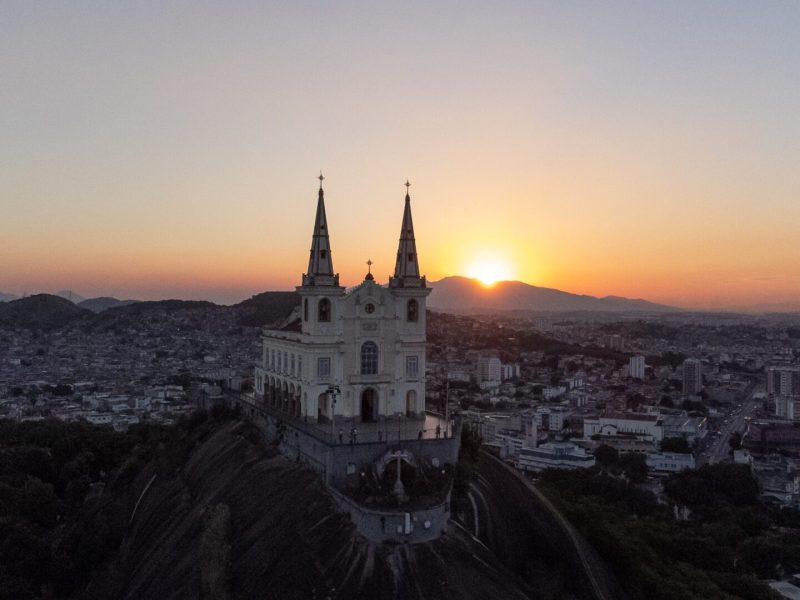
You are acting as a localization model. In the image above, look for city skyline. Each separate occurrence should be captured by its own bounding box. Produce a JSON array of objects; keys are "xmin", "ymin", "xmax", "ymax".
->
[{"xmin": 3, "ymin": 2, "xmax": 800, "ymax": 310}]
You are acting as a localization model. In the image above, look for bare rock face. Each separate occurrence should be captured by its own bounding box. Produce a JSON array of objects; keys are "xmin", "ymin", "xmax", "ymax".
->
[{"xmin": 78, "ymin": 421, "xmax": 535, "ymax": 600}]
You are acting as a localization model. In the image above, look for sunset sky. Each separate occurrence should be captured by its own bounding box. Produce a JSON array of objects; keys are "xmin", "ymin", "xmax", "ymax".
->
[{"xmin": 2, "ymin": 2, "xmax": 799, "ymax": 309}]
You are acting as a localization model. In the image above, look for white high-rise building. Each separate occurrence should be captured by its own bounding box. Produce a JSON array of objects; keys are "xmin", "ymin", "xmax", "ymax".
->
[
  {"xmin": 775, "ymin": 396, "xmax": 800, "ymax": 421},
  {"xmin": 606, "ymin": 334, "xmax": 624, "ymax": 352},
  {"xmin": 683, "ymin": 358, "xmax": 703, "ymax": 396},
  {"xmin": 477, "ymin": 356, "xmax": 502, "ymax": 386},
  {"xmin": 253, "ymin": 179, "xmax": 431, "ymax": 423},
  {"xmin": 767, "ymin": 366, "xmax": 800, "ymax": 397},
  {"xmin": 501, "ymin": 363, "xmax": 520, "ymax": 381},
  {"xmin": 629, "ymin": 355, "xmax": 646, "ymax": 380}
]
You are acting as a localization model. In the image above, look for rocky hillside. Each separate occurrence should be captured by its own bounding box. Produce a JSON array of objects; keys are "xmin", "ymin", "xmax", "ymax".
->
[{"xmin": 78, "ymin": 419, "xmax": 539, "ymax": 600}]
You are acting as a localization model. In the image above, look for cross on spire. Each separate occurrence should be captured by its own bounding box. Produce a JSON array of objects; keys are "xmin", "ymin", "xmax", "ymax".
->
[
  {"xmin": 304, "ymin": 174, "xmax": 335, "ymax": 284},
  {"xmin": 390, "ymin": 180, "xmax": 421, "ymax": 286}
]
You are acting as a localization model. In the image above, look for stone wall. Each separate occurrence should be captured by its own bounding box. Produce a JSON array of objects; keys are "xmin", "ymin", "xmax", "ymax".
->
[
  {"xmin": 329, "ymin": 487, "xmax": 451, "ymax": 544},
  {"xmin": 232, "ymin": 394, "xmax": 459, "ymax": 543},
  {"xmin": 235, "ymin": 395, "xmax": 460, "ymax": 486}
]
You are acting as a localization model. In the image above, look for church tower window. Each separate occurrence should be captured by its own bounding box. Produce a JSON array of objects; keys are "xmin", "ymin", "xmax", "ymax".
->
[
  {"xmin": 318, "ymin": 298, "xmax": 331, "ymax": 322},
  {"xmin": 303, "ymin": 299, "xmax": 308, "ymax": 321},
  {"xmin": 361, "ymin": 341, "xmax": 378, "ymax": 375},
  {"xmin": 407, "ymin": 299, "xmax": 418, "ymax": 322},
  {"xmin": 317, "ymin": 357, "xmax": 331, "ymax": 378},
  {"xmin": 406, "ymin": 355, "xmax": 419, "ymax": 377}
]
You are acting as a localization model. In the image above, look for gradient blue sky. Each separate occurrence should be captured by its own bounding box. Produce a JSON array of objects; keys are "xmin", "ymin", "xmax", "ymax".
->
[{"xmin": 2, "ymin": 2, "xmax": 799, "ymax": 308}]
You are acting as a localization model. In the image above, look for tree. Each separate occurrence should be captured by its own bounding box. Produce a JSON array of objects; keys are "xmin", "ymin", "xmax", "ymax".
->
[
  {"xmin": 626, "ymin": 393, "xmax": 646, "ymax": 411},
  {"xmin": 594, "ymin": 444, "xmax": 618, "ymax": 467},
  {"xmin": 620, "ymin": 453, "xmax": 648, "ymax": 484},
  {"xmin": 659, "ymin": 395, "xmax": 675, "ymax": 408},
  {"xmin": 661, "ymin": 436, "xmax": 691, "ymax": 454},
  {"xmin": 729, "ymin": 431, "xmax": 743, "ymax": 451},
  {"xmin": 681, "ymin": 399, "xmax": 707, "ymax": 414}
]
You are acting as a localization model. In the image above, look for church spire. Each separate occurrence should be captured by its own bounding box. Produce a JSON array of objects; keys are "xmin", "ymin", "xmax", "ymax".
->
[
  {"xmin": 390, "ymin": 181, "xmax": 425, "ymax": 288},
  {"xmin": 302, "ymin": 173, "xmax": 338, "ymax": 286}
]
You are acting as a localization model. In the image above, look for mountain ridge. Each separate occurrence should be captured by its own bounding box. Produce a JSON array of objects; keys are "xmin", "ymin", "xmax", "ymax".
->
[
  {"xmin": 427, "ymin": 276, "xmax": 681, "ymax": 313},
  {"xmin": 0, "ymin": 292, "xmax": 300, "ymax": 331},
  {"xmin": 77, "ymin": 297, "xmax": 140, "ymax": 313}
]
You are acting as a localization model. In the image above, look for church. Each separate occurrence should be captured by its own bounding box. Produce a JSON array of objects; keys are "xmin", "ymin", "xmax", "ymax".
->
[{"xmin": 253, "ymin": 177, "xmax": 431, "ymax": 426}]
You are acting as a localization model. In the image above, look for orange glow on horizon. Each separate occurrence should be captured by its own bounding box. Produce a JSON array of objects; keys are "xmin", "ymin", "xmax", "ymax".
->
[{"xmin": 466, "ymin": 256, "xmax": 514, "ymax": 287}]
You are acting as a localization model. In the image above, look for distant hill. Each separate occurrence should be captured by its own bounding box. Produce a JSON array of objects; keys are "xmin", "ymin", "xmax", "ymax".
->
[
  {"xmin": 235, "ymin": 291, "xmax": 299, "ymax": 327},
  {"xmin": 428, "ymin": 276, "xmax": 680, "ymax": 314},
  {"xmin": 0, "ymin": 292, "xmax": 17, "ymax": 302},
  {"xmin": 77, "ymin": 297, "xmax": 140, "ymax": 313},
  {"xmin": 0, "ymin": 291, "xmax": 297, "ymax": 332},
  {"xmin": 54, "ymin": 290, "xmax": 86, "ymax": 304},
  {"xmin": 0, "ymin": 294, "xmax": 92, "ymax": 330},
  {"xmin": 86, "ymin": 299, "xmax": 220, "ymax": 332}
]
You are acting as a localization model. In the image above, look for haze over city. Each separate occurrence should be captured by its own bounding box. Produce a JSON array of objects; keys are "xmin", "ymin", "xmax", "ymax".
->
[{"xmin": 3, "ymin": 2, "xmax": 799, "ymax": 309}]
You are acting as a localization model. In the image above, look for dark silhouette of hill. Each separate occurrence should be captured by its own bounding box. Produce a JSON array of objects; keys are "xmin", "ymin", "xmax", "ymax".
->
[
  {"xmin": 429, "ymin": 276, "xmax": 680, "ymax": 313},
  {"xmin": 86, "ymin": 299, "xmax": 220, "ymax": 332},
  {"xmin": 55, "ymin": 289, "xmax": 87, "ymax": 303},
  {"xmin": 78, "ymin": 297, "xmax": 140, "ymax": 313},
  {"xmin": 0, "ymin": 291, "xmax": 300, "ymax": 331},
  {"xmin": 0, "ymin": 292, "xmax": 17, "ymax": 302},
  {"xmin": 0, "ymin": 294, "xmax": 92, "ymax": 330},
  {"xmin": 235, "ymin": 291, "xmax": 299, "ymax": 327}
]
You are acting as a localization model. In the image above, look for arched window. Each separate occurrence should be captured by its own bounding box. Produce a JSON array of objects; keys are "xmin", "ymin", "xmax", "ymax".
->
[
  {"xmin": 407, "ymin": 299, "xmax": 418, "ymax": 322},
  {"xmin": 318, "ymin": 298, "xmax": 331, "ymax": 322},
  {"xmin": 303, "ymin": 298, "xmax": 308, "ymax": 321},
  {"xmin": 361, "ymin": 341, "xmax": 378, "ymax": 375},
  {"xmin": 406, "ymin": 390, "xmax": 416, "ymax": 416}
]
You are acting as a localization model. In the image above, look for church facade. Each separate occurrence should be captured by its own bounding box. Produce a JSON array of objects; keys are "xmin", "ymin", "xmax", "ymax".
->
[{"xmin": 253, "ymin": 179, "xmax": 431, "ymax": 425}]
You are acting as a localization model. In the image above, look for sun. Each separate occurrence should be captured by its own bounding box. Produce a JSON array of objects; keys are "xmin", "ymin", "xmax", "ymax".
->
[{"xmin": 467, "ymin": 258, "xmax": 513, "ymax": 287}]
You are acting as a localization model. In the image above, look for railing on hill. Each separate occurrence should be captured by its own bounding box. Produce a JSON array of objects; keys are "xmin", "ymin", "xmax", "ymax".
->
[{"xmin": 228, "ymin": 390, "xmax": 461, "ymax": 447}]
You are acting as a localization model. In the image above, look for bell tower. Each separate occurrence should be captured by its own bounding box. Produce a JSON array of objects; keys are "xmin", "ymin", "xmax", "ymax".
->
[
  {"xmin": 297, "ymin": 174, "xmax": 345, "ymax": 335},
  {"xmin": 389, "ymin": 181, "xmax": 427, "ymax": 290},
  {"xmin": 302, "ymin": 173, "xmax": 338, "ymax": 287}
]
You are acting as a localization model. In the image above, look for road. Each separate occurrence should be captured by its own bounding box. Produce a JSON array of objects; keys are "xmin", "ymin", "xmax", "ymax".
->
[
  {"xmin": 699, "ymin": 383, "xmax": 760, "ymax": 466},
  {"xmin": 460, "ymin": 450, "xmax": 628, "ymax": 600}
]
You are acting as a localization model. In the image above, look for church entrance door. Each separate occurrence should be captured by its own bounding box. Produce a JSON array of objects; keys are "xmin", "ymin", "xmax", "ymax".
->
[{"xmin": 360, "ymin": 388, "xmax": 377, "ymax": 422}]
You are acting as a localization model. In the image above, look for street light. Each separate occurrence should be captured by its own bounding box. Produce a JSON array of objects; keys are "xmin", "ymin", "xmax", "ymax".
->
[{"xmin": 326, "ymin": 384, "xmax": 341, "ymax": 442}]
